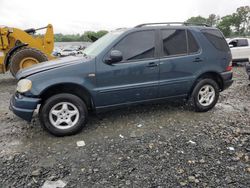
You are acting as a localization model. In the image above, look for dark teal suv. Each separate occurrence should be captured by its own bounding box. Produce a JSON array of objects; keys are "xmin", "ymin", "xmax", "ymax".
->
[{"xmin": 10, "ymin": 23, "xmax": 233, "ymax": 136}]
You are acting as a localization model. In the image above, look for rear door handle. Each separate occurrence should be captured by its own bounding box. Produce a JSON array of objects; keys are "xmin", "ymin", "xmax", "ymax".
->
[
  {"xmin": 146, "ymin": 62, "xmax": 158, "ymax": 68},
  {"xmin": 193, "ymin": 58, "xmax": 203, "ymax": 63}
]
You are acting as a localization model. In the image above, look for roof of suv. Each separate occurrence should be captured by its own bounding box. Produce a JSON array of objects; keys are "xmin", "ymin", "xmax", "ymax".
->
[
  {"xmin": 135, "ymin": 25, "xmax": 212, "ymax": 30},
  {"xmin": 135, "ymin": 22, "xmax": 209, "ymax": 27},
  {"xmin": 116, "ymin": 22, "xmax": 216, "ymax": 32}
]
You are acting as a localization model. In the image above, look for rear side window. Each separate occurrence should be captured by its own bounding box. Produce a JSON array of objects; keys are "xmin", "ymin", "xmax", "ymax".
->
[
  {"xmin": 161, "ymin": 29, "xmax": 187, "ymax": 56},
  {"xmin": 229, "ymin": 39, "xmax": 249, "ymax": 47},
  {"xmin": 237, "ymin": 39, "xmax": 248, "ymax": 47},
  {"xmin": 113, "ymin": 30, "xmax": 155, "ymax": 61},
  {"xmin": 187, "ymin": 30, "xmax": 199, "ymax": 53},
  {"xmin": 202, "ymin": 29, "xmax": 229, "ymax": 51}
]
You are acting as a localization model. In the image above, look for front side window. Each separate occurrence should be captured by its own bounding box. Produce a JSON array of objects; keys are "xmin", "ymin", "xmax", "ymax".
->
[
  {"xmin": 228, "ymin": 40, "xmax": 238, "ymax": 47},
  {"xmin": 161, "ymin": 29, "xmax": 187, "ymax": 56},
  {"xmin": 113, "ymin": 30, "xmax": 155, "ymax": 62}
]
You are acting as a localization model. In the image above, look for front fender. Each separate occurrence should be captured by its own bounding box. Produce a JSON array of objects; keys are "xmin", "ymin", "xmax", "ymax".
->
[{"xmin": 26, "ymin": 61, "xmax": 96, "ymax": 97}]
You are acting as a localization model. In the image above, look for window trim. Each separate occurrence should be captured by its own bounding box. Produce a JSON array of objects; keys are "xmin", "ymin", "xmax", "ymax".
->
[{"xmin": 103, "ymin": 30, "xmax": 157, "ymax": 64}]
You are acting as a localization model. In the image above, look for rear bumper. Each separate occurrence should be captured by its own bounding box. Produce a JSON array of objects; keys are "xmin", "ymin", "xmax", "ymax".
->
[
  {"xmin": 9, "ymin": 93, "xmax": 41, "ymax": 122},
  {"xmin": 220, "ymin": 71, "xmax": 233, "ymax": 90}
]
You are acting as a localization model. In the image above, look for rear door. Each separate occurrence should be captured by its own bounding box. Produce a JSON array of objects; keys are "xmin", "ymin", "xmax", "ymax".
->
[
  {"xmin": 95, "ymin": 30, "xmax": 160, "ymax": 107},
  {"xmin": 159, "ymin": 29, "xmax": 202, "ymax": 98}
]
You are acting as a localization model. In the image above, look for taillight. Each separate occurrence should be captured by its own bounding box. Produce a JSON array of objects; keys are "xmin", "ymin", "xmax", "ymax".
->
[{"xmin": 226, "ymin": 66, "xmax": 232, "ymax": 71}]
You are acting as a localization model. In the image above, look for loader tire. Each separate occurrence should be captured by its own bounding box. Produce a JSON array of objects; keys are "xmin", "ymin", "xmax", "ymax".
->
[{"xmin": 9, "ymin": 47, "xmax": 48, "ymax": 77}]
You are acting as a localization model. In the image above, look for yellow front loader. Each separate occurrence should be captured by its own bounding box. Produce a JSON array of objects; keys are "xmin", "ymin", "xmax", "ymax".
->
[{"xmin": 0, "ymin": 24, "xmax": 54, "ymax": 76}]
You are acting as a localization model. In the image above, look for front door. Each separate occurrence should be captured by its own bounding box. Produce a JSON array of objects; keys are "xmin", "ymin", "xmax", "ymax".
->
[{"xmin": 95, "ymin": 30, "xmax": 160, "ymax": 107}]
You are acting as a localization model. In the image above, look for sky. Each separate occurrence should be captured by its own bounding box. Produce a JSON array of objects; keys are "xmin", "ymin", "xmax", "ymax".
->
[{"xmin": 0, "ymin": 0, "xmax": 250, "ymax": 34}]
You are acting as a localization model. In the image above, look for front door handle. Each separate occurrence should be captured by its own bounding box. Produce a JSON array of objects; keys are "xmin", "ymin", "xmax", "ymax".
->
[
  {"xmin": 193, "ymin": 58, "xmax": 203, "ymax": 63},
  {"xmin": 146, "ymin": 62, "xmax": 158, "ymax": 68}
]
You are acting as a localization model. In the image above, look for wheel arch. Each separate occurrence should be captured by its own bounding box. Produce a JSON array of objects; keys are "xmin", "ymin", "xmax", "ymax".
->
[
  {"xmin": 39, "ymin": 83, "xmax": 95, "ymax": 110},
  {"xmin": 188, "ymin": 71, "xmax": 223, "ymax": 98}
]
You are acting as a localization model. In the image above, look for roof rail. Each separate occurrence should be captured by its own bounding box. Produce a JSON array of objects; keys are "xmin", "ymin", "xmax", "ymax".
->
[{"xmin": 134, "ymin": 22, "xmax": 210, "ymax": 28}]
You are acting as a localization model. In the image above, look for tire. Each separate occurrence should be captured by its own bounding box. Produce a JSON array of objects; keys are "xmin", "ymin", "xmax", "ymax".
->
[
  {"xmin": 190, "ymin": 78, "xmax": 219, "ymax": 112},
  {"xmin": 39, "ymin": 93, "xmax": 88, "ymax": 136},
  {"xmin": 9, "ymin": 47, "xmax": 48, "ymax": 77}
]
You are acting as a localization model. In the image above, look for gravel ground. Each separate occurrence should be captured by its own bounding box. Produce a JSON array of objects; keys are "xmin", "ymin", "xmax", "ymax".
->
[{"xmin": 0, "ymin": 67, "xmax": 249, "ymax": 187}]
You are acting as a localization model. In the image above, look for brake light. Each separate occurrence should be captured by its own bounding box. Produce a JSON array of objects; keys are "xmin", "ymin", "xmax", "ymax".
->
[{"xmin": 226, "ymin": 66, "xmax": 232, "ymax": 71}]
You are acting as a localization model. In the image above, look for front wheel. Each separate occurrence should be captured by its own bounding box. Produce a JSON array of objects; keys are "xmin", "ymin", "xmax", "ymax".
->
[
  {"xmin": 39, "ymin": 93, "xmax": 88, "ymax": 136},
  {"xmin": 190, "ymin": 78, "xmax": 219, "ymax": 112}
]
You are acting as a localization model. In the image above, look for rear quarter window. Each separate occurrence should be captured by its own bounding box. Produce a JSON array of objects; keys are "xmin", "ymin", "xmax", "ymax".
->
[{"xmin": 201, "ymin": 29, "xmax": 229, "ymax": 52}]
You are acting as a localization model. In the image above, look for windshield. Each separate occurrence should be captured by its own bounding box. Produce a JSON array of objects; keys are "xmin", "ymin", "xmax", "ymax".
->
[{"xmin": 83, "ymin": 30, "xmax": 125, "ymax": 57}]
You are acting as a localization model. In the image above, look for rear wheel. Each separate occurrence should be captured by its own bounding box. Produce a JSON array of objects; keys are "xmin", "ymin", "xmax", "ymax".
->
[
  {"xmin": 9, "ymin": 47, "xmax": 48, "ymax": 76},
  {"xmin": 191, "ymin": 78, "xmax": 219, "ymax": 112},
  {"xmin": 39, "ymin": 93, "xmax": 88, "ymax": 136}
]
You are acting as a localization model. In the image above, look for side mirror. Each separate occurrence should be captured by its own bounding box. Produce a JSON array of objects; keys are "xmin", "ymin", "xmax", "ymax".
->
[
  {"xmin": 105, "ymin": 50, "xmax": 123, "ymax": 64},
  {"xmin": 229, "ymin": 44, "xmax": 234, "ymax": 48}
]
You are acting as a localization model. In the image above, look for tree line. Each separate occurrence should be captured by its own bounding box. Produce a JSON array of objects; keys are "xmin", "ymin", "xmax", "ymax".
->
[
  {"xmin": 186, "ymin": 6, "xmax": 250, "ymax": 37},
  {"xmin": 55, "ymin": 5, "xmax": 250, "ymax": 42},
  {"xmin": 54, "ymin": 30, "xmax": 108, "ymax": 42}
]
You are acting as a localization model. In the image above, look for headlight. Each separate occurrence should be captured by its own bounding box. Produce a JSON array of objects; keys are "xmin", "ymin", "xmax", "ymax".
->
[{"xmin": 16, "ymin": 79, "xmax": 32, "ymax": 93}]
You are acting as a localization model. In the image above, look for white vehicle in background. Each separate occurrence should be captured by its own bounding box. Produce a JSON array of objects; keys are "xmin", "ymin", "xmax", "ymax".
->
[
  {"xmin": 57, "ymin": 48, "xmax": 78, "ymax": 57},
  {"xmin": 52, "ymin": 47, "xmax": 62, "ymax": 56},
  {"xmin": 227, "ymin": 38, "xmax": 250, "ymax": 65}
]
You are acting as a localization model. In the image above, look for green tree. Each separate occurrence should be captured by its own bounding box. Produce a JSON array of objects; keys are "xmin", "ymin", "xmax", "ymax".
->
[
  {"xmin": 186, "ymin": 16, "xmax": 207, "ymax": 25},
  {"xmin": 231, "ymin": 13, "xmax": 242, "ymax": 34},
  {"xmin": 96, "ymin": 30, "xmax": 108, "ymax": 39},
  {"xmin": 207, "ymin": 14, "xmax": 219, "ymax": 26},
  {"xmin": 54, "ymin": 30, "xmax": 108, "ymax": 42},
  {"xmin": 186, "ymin": 6, "xmax": 250, "ymax": 37},
  {"xmin": 217, "ymin": 15, "xmax": 233, "ymax": 37},
  {"xmin": 235, "ymin": 6, "xmax": 250, "ymax": 35}
]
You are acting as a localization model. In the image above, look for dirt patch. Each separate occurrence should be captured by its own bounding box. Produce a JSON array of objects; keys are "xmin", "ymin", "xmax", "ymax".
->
[{"xmin": 0, "ymin": 67, "xmax": 249, "ymax": 187}]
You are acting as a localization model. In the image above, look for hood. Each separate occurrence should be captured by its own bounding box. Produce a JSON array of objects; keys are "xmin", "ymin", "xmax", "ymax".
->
[{"xmin": 16, "ymin": 56, "xmax": 91, "ymax": 79}]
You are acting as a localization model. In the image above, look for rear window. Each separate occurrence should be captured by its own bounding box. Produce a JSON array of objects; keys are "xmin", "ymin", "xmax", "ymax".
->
[
  {"xmin": 201, "ymin": 29, "xmax": 229, "ymax": 52},
  {"xmin": 237, "ymin": 39, "xmax": 248, "ymax": 47},
  {"xmin": 229, "ymin": 39, "xmax": 249, "ymax": 47}
]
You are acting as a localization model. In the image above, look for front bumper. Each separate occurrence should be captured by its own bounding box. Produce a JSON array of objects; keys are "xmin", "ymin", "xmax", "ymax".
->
[
  {"xmin": 220, "ymin": 71, "xmax": 233, "ymax": 90},
  {"xmin": 9, "ymin": 93, "xmax": 41, "ymax": 122}
]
